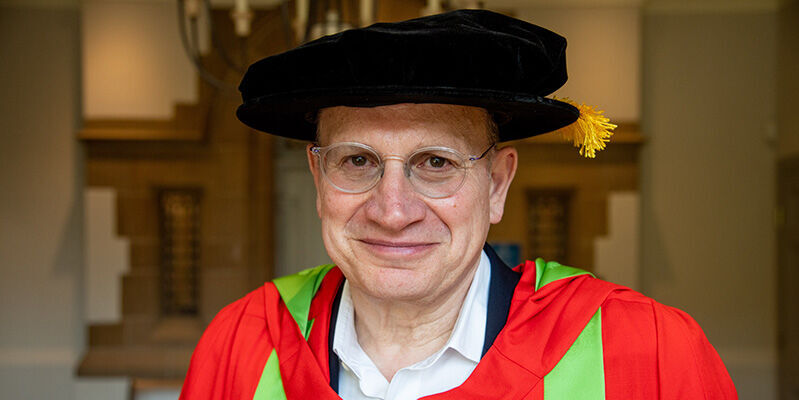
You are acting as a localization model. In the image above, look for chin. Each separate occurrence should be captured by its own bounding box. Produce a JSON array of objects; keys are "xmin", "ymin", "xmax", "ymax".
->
[
  {"xmin": 363, "ymin": 283, "xmax": 431, "ymax": 302},
  {"xmin": 356, "ymin": 265, "xmax": 435, "ymax": 301}
]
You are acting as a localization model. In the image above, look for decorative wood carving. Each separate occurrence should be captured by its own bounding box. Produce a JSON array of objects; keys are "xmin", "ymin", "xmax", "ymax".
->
[
  {"xmin": 158, "ymin": 188, "xmax": 202, "ymax": 316},
  {"xmin": 526, "ymin": 189, "xmax": 573, "ymax": 264}
]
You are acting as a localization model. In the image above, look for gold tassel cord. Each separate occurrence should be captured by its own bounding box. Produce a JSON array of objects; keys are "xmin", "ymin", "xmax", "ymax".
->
[{"xmin": 552, "ymin": 97, "xmax": 617, "ymax": 158}]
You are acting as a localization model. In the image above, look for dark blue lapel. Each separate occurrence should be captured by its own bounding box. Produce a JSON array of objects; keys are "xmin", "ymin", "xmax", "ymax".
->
[
  {"xmin": 327, "ymin": 243, "xmax": 521, "ymax": 391},
  {"xmin": 481, "ymin": 243, "xmax": 521, "ymax": 356},
  {"xmin": 328, "ymin": 284, "xmax": 344, "ymax": 393}
]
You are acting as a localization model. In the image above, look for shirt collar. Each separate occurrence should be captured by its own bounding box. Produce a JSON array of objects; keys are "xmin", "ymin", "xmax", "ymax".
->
[{"xmin": 440, "ymin": 249, "xmax": 489, "ymax": 364}]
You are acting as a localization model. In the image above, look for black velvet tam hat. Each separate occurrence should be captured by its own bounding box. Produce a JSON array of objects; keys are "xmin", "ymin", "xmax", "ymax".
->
[{"xmin": 236, "ymin": 9, "xmax": 581, "ymax": 143}]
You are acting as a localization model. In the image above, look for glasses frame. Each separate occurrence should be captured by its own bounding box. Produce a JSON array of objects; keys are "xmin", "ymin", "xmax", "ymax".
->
[{"xmin": 310, "ymin": 141, "xmax": 496, "ymax": 198}]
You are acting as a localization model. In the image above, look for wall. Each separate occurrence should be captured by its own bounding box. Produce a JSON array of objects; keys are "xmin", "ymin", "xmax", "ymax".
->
[
  {"xmin": 0, "ymin": 3, "xmax": 134, "ymax": 399},
  {"xmin": 641, "ymin": 9, "xmax": 777, "ymax": 398},
  {"xmin": 516, "ymin": 6, "xmax": 641, "ymax": 122},
  {"xmin": 273, "ymin": 140, "xmax": 331, "ymax": 277},
  {"xmin": 0, "ymin": 4, "xmax": 85, "ymax": 398},
  {"xmin": 82, "ymin": 0, "xmax": 201, "ymax": 119},
  {"xmin": 85, "ymin": 188, "xmax": 129, "ymax": 324}
]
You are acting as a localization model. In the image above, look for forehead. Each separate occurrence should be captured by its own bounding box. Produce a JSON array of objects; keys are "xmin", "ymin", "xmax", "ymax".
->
[{"xmin": 316, "ymin": 103, "xmax": 491, "ymax": 149}]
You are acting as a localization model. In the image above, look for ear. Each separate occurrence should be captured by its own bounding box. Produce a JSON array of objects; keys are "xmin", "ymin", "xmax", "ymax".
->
[
  {"xmin": 488, "ymin": 146, "xmax": 518, "ymax": 224},
  {"xmin": 306, "ymin": 143, "xmax": 323, "ymax": 218}
]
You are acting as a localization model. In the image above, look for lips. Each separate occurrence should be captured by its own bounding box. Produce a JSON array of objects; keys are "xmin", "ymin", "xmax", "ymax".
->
[{"xmin": 356, "ymin": 238, "xmax": 437, "ymax": 258}]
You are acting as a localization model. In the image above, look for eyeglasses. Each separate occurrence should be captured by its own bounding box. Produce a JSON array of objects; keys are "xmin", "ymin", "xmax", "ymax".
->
[{"xmin": 310, "ymin": 142, "xmax": 495, "ymax": 199}]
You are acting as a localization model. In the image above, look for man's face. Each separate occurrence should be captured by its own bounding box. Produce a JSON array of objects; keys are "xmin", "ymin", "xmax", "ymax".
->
[{"xmin": 308, "ymin": 103, "xmax": 517, "ymax": 304}]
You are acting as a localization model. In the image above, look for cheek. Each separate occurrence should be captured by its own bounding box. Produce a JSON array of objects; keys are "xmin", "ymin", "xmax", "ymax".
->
[
  {"xmin": 318, "ymin": 188, "xmax": 363, "ymax": 247},
  {"xmin": 319, "ymin": 185, "xmax": 357, "ymax": 217},
  {"xmin": 318, "ymin": 191, "xmax": 346, "ymax": 238},
  {"xmin": 435, "ymin": 182, "xmax": 491, "ymax": 238}
]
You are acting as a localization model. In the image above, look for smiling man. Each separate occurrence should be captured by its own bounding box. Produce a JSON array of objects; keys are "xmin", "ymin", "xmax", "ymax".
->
[
  {"xmin": 310, "ymin": 104, "xmax": 514, "ymax": 393},
  {"xmin": 180, "ymin": 9, "xmax": 737, "ymax": 400}
]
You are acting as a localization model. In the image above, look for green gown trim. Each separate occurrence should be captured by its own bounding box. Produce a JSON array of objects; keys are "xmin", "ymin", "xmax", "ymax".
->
[
  {"xmin": 535, "ymin": 258, "xmax": 594, "ymax": 290},
  {"xmin": 255, "ymin": 265, "xmax": 335, "ymax": 399},
  {"xmin": 253, "ymin": 349, "xmax": 287, "ymax": 400},
  {"xmin": 534, "ymin": 258, "xmax": 603, "ymax": 398},
  {"xmin": 272, "ymin": 264, "xmax": 336, "ymax": 339},
  {"xmin": 544, "ymin": 309, "xmax": 606, "ymax": 399}
]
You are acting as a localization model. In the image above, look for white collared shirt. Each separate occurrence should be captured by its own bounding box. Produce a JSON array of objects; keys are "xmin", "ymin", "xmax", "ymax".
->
[{"xmin": 333, "ymin": 250, "xmax": 491, "ymax": 400}]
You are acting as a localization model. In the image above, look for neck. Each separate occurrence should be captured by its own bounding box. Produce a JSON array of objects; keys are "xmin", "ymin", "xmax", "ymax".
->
[{"xmin": 348, "ymin": 262, "xmax": 478, "ymax": 381}]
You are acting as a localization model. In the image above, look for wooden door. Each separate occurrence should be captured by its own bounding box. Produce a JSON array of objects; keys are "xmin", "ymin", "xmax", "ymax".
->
[{"xmin": 778, "ymin": 156, "xmax": 799, "ymax": 400}]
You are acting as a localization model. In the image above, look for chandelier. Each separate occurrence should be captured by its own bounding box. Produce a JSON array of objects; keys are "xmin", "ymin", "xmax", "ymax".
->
[{"xmin": 176, "ymin": 0, "xmax": 378, "ymax": 90}]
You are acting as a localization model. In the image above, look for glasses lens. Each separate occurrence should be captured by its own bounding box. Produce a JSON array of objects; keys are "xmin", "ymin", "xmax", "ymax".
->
[
  {"xmin": 322, "ymin": 144, "xmax": 381, "ymax": 193},
  {"xmin": 408, "ymin": 148, "xmax": 467, "ymax": 198}
]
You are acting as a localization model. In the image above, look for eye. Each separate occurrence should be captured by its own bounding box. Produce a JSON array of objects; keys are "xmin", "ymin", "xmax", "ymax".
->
[
  {"xmin": 410, "ymin": 150, "xmax": 461, "ymax": 173},
  {"xmin": 350, "ymin": 155, "xmax": 368, "ymax": 167},
  {"xmin": 426, "ymin": 156, "xmax": 448, "ymax": 168},
  {"xmin": 335, "ymin": 151, "xmax": 377, "ymax": 170}
]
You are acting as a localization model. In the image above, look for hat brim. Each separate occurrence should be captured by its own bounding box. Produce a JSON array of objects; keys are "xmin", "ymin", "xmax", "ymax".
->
[{"xmin": 236, "ymin": 86, "xmax": 579, "ymax": 143}]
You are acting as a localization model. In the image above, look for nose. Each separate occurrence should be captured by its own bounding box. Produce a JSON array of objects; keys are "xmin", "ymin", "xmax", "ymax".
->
[{"xmin": 363, "ymin": 158, "xmax": 426, "ymax": 232}]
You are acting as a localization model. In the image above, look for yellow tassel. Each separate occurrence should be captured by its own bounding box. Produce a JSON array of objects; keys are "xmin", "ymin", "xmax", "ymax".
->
[{"xmin": 552, "ymin": 97, "xmax": 617, "ymax": 158}]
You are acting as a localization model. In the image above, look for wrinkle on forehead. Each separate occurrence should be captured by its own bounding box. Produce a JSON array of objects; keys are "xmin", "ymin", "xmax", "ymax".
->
[{"xmin": 316, "ymin": 103, "xmax": 494, "ymax": 150}]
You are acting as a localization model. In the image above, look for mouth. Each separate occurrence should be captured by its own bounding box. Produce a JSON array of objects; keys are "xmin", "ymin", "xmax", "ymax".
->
[{"xmin": 356, "ymin": 239, "xmax": 437, "ymax": 258}]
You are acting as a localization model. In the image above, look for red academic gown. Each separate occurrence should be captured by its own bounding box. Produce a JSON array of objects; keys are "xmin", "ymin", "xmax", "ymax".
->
[{"xmin": 180, "ymin": 257, "xmax": 737, "ymax": 399}]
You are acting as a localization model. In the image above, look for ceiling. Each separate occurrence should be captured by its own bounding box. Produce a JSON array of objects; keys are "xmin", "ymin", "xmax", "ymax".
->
[{"xmin": 1, "ymin": 0, "xmax": 784, "ymax": 13}]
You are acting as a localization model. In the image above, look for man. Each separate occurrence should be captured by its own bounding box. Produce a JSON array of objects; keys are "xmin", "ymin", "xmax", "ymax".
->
[{"xmin": 180, "ymin": 9, "xmax": 737, "ymax": 399}]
